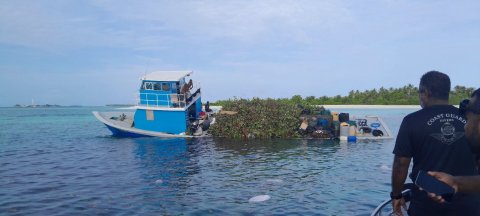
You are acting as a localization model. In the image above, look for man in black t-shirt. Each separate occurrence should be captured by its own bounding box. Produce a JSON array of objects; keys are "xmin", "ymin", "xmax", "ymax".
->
[
  {"xmin": 391, "ymin": 71, "xmax": 480, "ymax": 216},
  {"xmin": 426, "ymin": 89, "xmax": 480, "ymax": 200}
]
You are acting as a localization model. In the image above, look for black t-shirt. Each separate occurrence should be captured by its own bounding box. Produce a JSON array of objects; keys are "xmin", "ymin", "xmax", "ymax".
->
[{"xmin": 393, "ymin": 105, "xmax": 478, "ymax": 182}]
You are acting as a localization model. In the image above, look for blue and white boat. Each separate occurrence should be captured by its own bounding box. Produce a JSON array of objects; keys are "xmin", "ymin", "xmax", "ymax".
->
[{"xmin": 93, "ymin": 71, "xmax": 212, "ymax": 138}]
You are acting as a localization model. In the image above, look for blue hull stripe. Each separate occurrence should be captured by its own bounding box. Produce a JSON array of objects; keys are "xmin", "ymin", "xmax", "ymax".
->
[{"xmin": 105, "ymin": 124, "xmax": 150, "ymax": 138}]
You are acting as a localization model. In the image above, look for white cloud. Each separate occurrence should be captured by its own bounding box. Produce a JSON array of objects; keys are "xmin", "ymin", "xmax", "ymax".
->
[
  {"xmin": 2, "ymin": 0, "xmax": 479, "ymax": 52},
  {"xmin": 95, "ymin": 0, "xmax": 353, "ymax": 43},
  {"xmin": 0, "ymin": 0, "xmax": 353, "ymax": 50}
]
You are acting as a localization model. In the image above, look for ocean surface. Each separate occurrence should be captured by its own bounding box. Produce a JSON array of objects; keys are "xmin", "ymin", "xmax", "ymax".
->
[{"xmin": 0, "ymin": 106, "xmax": 418, "ymax": 215}]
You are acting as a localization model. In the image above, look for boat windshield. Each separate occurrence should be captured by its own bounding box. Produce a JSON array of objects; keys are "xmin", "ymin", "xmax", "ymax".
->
[{"xmin": 142, "ymin": 81, "xmax": 171, "ymax": 92}]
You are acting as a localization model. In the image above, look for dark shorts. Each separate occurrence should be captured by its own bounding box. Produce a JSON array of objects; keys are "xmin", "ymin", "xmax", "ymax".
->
[{"xmin": 408, "ymin": 187, "xmax": 480, "ymax": 216}]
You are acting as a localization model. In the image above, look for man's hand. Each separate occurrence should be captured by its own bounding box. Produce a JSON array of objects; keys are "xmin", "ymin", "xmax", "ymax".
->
[
  {"xmin": 392, "ymin": 198, "xmax": 407, "ymax": 216},
  {"xmin": 425, "ymin": 171, "xmax": 458, "ymax": 203}
]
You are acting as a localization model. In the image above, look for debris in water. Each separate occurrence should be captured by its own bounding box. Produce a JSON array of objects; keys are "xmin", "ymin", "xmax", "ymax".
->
[
  {"xmin": 380, "ymin": 164, "xmax": 392, "ymax": 171},
  {"xmin": 249, "ymin": 195, "xmax": 271, "ymax": 203}
]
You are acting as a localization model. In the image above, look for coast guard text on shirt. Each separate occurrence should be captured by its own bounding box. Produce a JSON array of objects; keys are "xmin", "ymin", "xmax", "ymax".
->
[{"xmin": 428, "ymin": 113, "xmax": 466, "ymax": 145}]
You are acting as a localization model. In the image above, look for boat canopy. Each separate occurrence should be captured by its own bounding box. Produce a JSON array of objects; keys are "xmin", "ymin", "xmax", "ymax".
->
[{"xmin": 141, "ymin": 71, "xmax": 193, "ymax": 82}]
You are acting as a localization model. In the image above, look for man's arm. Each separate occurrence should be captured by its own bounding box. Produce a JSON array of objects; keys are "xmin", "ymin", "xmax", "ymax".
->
[
  {"xmin": 456, "ymin": 176, "xmax": 480, "ymax": 192},
  {"xmin": 428, "ymin": 171, "xmax": 480, "ymax": 193},
  {"xmin": 391, "ymin": 155, "xmax": 411, "ymax": 215},
  {"xmin": 392, "ymin": 155, "xmax": 411, "ymax": 195}
]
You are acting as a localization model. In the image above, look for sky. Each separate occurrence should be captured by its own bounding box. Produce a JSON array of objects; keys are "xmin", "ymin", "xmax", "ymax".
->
[{"xmin": 0, "ymin": 0, "xmax": 479, "ymax": 106}]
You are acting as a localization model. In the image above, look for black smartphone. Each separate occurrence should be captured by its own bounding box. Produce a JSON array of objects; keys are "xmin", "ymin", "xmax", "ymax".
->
[{"xmin": 415, "ymin": 170, "xmax": 455, "ymax": 198}]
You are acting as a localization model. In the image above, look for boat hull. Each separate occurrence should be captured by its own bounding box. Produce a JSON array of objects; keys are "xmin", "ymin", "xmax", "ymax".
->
[
  {"xmin": 104, "ymin": 124, "xmax": 148, "ymax": 138},
  {"xmin": 93, "ymin": 111, "xmax": 198, "ymax": 138}
]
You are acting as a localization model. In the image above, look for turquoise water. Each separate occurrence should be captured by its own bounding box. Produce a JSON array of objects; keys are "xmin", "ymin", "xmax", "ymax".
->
[{"xmin": 0, "ymin": 107, "xmax": 417, "ymax": 215}]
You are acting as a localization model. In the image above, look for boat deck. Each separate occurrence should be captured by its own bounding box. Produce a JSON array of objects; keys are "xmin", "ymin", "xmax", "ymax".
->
[{"xmin": 354, "ymin": 115, "xmax": 394, "ymax": 140}]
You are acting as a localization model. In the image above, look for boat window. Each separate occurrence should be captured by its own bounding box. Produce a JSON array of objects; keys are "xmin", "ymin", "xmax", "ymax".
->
[
  {"xmin": 143, "ymin": 82, "xmax": 153, "ymax": 90},
  {"xmin": 153, "ymin": 82, "xmax": 161, "ymax": 90},
  {"xmin": 175, "ymin": 82, "xmax": 180, "ymax": 93},
  {"xmin": 162, "ymin": 83, "xmax": 170, "ymax": 91}
]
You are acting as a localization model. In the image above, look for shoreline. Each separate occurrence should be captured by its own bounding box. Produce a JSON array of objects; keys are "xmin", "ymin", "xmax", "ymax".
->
[
  {"xmin": 210, "ymin": 105, "xmax": 422, "ymax": 110},
  {"xmin": 321, "ymin": 105, "xmax": 421, "ymax": 109}
]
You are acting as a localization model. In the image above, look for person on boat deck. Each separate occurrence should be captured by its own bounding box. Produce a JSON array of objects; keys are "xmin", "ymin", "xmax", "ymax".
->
[
  {"xmin": 205, "ymin": 101, "xmax": 212, "ymax": 113},
  {"xmin": 181, "ymin": 79, "xmax": 193, "ymax": 100},
  {"xmin": 391, "ymin": 71, "xmax": 480, "ymax": 216},
  {"xmin": 425, "ymin": 88, "xmax": 480, "ymax": 202}
]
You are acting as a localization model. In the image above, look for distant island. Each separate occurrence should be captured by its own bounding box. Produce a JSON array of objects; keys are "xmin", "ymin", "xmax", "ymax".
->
[
  {"xmin": 105, "ymin": 104, "xmax": 135, "ymax": 107},
  {"xmin": 14, "ymin": 104, "xmax": 62, "ymax": 108},
  {"xmin": 12, "ymin": 85, "xmax": 474, "ymax": 108}
]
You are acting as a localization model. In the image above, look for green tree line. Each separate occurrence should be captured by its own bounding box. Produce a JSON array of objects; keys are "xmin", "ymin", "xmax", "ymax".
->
[{"xmin": 212, "ymin": 85, "xmax": 475, "ymax": 106}]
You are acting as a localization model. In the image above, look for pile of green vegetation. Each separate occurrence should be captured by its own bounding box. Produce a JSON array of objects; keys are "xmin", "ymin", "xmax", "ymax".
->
[
  {"xmin": 207, "ymin": 85, "xmax": 476, "ymax": 139},
  {"xmin": 209, "ymin": 98, "xmax": 311, "ymax": 139}
]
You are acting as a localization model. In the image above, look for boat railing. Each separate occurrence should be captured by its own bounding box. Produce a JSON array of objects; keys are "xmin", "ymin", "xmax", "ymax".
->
[
  {"xmin": 137, "ymin": 87, "xmax": 201, "ymax": 109},
  {"xmin": 370, "ymin": 183, "xmax": 413, "ymax": 216}
]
